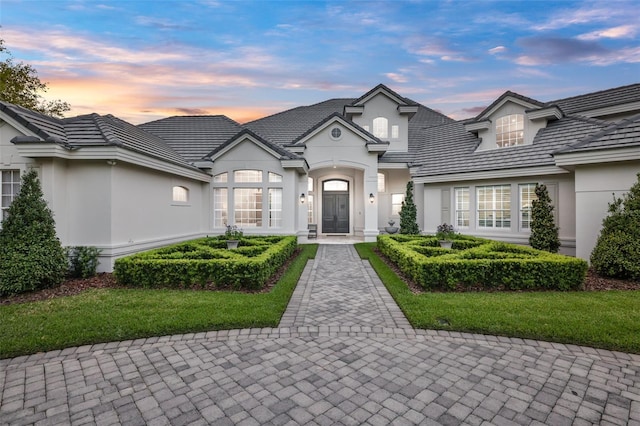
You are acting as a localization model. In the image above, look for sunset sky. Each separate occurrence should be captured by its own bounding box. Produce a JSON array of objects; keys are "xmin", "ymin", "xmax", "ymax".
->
[{"xmin": 1, "ymin": 0, "xmax": 639, "ymax": 124}]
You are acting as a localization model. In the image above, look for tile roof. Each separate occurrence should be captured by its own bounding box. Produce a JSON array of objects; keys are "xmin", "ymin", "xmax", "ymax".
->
[
  {"xmin": 555, "ymin": 113, "xmax": 640, "ymax": 154},
  {"xmin": 0, "ymin": 101, "xmax": 67, "ymax": 143},
  {"xmin": 474, "ymin": 90, "xmax": 545, "ymax": 120},
  {"xmin": 244, "ymin": 99, "xmax": 352, "ymax": 146},
  {"xmin": 139, "ymin": 115, "xmax": 243, "ymax": 161},
  {"xmin": 547, "ymin": 83, "xmax": 640, "ymax": 115},
  {"xmin": 3, "ymin": 102, "xmax": 198, "ymax": 170},
  {"xmin": 413, "ymin": 116, "xmax": 608, "ymax": 178}
]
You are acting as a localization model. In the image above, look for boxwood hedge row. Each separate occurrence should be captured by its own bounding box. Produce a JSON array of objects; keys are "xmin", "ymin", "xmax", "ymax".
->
[
  {"xmin": 114, "ymin": 236, "xmax": 297, "ymax": 290},
  {"xmin": 377, "ymin": 235, "xmax": 587, "ymax": 291}
]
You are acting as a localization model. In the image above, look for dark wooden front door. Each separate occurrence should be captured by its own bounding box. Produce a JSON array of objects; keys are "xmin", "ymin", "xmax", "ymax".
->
[{"xmin": 322, "ymin": 192, "xmax": 349, "ymax": 233}]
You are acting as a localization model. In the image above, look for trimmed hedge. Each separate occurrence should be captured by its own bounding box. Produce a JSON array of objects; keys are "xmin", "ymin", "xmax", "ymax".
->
[
  {"xmin": 377, "ymin": 235, "xmax": 587, "ymax": 291},
  {"xmin": 114, "ymin": 236, "xmax": 297, "ymax": 290}
]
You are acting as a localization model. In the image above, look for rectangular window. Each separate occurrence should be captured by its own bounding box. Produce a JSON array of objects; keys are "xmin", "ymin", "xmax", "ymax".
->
[
  {"xmin": 268, "ymin": 188, "xmax": 282, "ymax": 228},
  {"xmin": 307, "ymin": 194, "xmax": 314, "ymax": 224},
  {"xmin": 1, "ymin": 170, "xmax": 20, "ymax": 224},
  {"xmin": 519, "ymin": 183, "xmax": 537, "ymax": 230},
  {"xmin": 496, "ymin": 114, "xmax": 524, "ymax": 148},
  {"xmin": 234, "ymin": 188, "xmax": 262, "ymax": 227},
  {"xmin": 391, "ymin": 193, "xmax": 404, "ymax": 216},
  {"xmin": 477, "ymin": 185, "xmax": 511, "ymax": 228},
  {"xmin": 454, "ymin": 187, "xmax": 469, "ymax": 228},
  {"xmin": 234, "ymin": 169, "xmax": 262, "ymax": 183},
  {"xmin": 377, "ymin": 173, "xmax": 386, "ymax": 193},
  {"xmin": 391, "ymin": 125, "xmax": 399, "ymax": 139},
  {"xmin": 213, "ymin": 188, "xmax": 228, "ymax": 227}
]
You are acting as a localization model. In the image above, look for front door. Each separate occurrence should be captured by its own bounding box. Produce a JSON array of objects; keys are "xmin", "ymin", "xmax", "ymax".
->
[{"xmin": 322, "ymin": 180, "xmax": 349, "ymax": 234}]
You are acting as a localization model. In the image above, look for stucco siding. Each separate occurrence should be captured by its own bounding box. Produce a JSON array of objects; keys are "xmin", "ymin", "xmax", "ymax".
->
[
  {"xmin": 574, "ymin": 161, "xmax": 640, "ymax": 261},
  {"xmin": 421, "ymin": 174, "xmax": 576, "ymax": 254}
]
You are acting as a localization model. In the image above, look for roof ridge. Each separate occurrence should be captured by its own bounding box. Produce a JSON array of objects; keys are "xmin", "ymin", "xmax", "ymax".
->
[{"xmin": 91, "ymin": 114, "xmax": 124, "ymax": 146}]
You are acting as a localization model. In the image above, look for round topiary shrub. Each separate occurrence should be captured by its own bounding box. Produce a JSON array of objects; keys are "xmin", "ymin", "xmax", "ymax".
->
[
  {"xmin": 0, "ymin": 169, "xmax": 67, "ymax": 296},
  {"xmin": 590, "ymin": 172, "xmax": 640, "ymax": 280},
  {"xmin": 590, "ymin": 230, "xmax": 640, "ymax": 280}
]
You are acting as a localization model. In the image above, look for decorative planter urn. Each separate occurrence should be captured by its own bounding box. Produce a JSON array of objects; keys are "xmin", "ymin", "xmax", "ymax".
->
[
  {"xmin": 439, "ymin": 240, "xmax": 453, "ymax": 249},
  {"xmin": 226, "ymin": 240, "xmax": 239, "ymax": 249},
  {"xmin": 384, "ymin": 220, "xmax": 399, "ymax": 234}
]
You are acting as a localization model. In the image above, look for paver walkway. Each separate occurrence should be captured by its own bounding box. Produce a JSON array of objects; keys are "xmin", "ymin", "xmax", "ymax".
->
[{"xmin": 1, "ymin": 245, "xmax": 640, "ymax": 425}]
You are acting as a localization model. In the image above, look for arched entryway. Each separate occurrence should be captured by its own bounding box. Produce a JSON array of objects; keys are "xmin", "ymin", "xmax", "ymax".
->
[{"xmin": 322, "ymin": 179, "xmax": 349, "ymax": 233}]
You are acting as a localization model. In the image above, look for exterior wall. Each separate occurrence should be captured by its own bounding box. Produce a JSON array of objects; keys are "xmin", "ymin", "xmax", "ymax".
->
[
  {"xmin": 475, "ymin": 102, "xmax": 547, "ymax": 151},
  {"xmin": 574, "ymin": 161, "xmax": 640, "ymax": 261},
  {"xmin": 351, "ymin": 94, "xmax": 409, "ymax": 152},
  {"xmin": 421, "ymin": 173, "xmax": 576, "ymax": 255},
  {"xmin": 303, "ymin": 123, "xmax": 379, "ymax": 240},
  {"xmin": 210, "ymin": 140, "xmax": 301, "ymax": 236},
  {"xmin": 376, "ymin": 168, "xmax": 410, "ymax": 229}
]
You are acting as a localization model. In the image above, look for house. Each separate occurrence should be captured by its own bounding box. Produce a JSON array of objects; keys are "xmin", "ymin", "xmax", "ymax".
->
[{"xmin": 1, "ymin": 83, "xmax": 639, "ymax": 271}]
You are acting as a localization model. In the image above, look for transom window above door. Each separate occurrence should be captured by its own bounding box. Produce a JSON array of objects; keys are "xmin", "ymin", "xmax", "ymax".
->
[{"xmin": 323, "ymin": 180, "xmax": 348, "ymax": 191}]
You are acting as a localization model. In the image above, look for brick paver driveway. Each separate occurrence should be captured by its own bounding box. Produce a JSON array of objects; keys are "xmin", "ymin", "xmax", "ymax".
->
[{"xmin": 1, "ymin": 245, "xmax": 639, "ymax": 425}]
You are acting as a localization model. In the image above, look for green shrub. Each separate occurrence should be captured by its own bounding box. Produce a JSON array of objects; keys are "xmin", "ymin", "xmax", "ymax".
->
[
  {"xmin": 0, "ymin": 170, "xmax": 67, "ymax": 296},
  {"xmin": 114, "ymin": 236, "xmax": 297, "ymax": 290},
  {"xmin": 399, "ymin": 181, "xmax": 420, "ymax": 234},
  {"xmin": 591, "ymin": 173, "xmax": 640, "ymax": 280},
  {"xmin": 66, "ymin": 246, "xmax": 102, "ymax": 278},
  {"xmin": 529, "ymin": 183, "xmax": 560, "ymax": 253},
  {"xmin": 377, "ymin": 235, "xmax": 586, "ymax": 292}
]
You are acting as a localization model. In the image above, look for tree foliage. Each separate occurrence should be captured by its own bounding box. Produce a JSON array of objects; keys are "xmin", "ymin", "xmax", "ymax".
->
[
  {"xmin": 590, "ymin": 173, "xmax": 640, "ymax": 280},
  {"xmin": 0, "ymin": 169, "xmax": 67, "ymax": 296},
  {"xmin": 399, "ymin": 181, "xmax": 420, "ymax": 234},
  {"xmin": 0, "ymin": 39, "xmax": 70, "ymax": 118},
  {"xmin": 529, "ymin": 183, "xmax": 560, "ymax": 253}
]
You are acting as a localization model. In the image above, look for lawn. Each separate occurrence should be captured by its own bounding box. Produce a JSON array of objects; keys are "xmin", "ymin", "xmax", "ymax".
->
[
  {"xmin": 0, "ymin": 244, "xmax": 317, "ymax": 359},
  {"xmin": 355, "ymin": 242, "xmax": 640, "ymax": 354}
]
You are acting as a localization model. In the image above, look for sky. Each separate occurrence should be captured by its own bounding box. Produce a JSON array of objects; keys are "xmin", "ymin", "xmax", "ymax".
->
[{"xmin": 1, "ymin": 0, "xmax": 639, "ymax": 125}]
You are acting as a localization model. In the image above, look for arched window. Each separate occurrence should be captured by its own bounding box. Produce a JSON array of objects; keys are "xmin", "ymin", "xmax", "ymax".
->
[
  {"xmin": 373, "ymin": 117, "xmax": 388, "ymax": 138},
  {"xmin": 172, "ymin": 186, "xmax": 188, "ymax": 203}
]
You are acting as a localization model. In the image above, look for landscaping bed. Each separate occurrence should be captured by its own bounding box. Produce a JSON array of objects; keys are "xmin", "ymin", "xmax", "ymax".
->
[
  {"xmin": 114, "ymin": 235, "xmax": 297, "ymax": 290},
  {"xmin": 378, "ymin": 234, "xmax": 588, "ymax": 291}
]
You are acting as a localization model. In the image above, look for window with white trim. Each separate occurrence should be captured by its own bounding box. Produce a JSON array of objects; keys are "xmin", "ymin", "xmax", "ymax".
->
[
  {"xmin": 172, "ymin": 186, "xmax": 188, "ymax": 203},
  {"xmin": 268, "ymin": 188, "xmax": 282, "ymax": 228},
  {"xmin": 213, "ymin": 188, "xmax": 228, "ymax": 227},
  {"xmin": 391, "ymin": 193, "xmax": 404, "ymax": 216},
  {"xmin": 377, "ymin": 173, "xmax": 386, "ymax": 193},
  {"xmin": 1, "ymin": 170, "xmax": 20, "ymax": 225},
  {"xmin": 373, "ymin": 117, "xmax": 388, "ymax": 138},
  {"xmin": 391, "ymin": 125, "xmax": 399, "ymax": 139},
  {"xmin": 307, "ymin": 194, "xmax": 314, "ymax": 224},
  {"xmin": 496, "ymin": 114, "xmax": 524, "ymax": 147},
  {"xmin": 234, "ymin": 188, "xmax": 262, "ymax": 227},
  {"xmin": 234, "ymin": 169, "xmax": 262, "ymax": 183},
  {"xmin": 477, "ymin": 185, "xmax": 511, "ymax": 228},
  {"xmin": 454, "ymin": 187, "xmax": 469, "ymax": 228},
  {"xmin": 519, "ymin": 183, "xmax": 537, "ymax": 230}
]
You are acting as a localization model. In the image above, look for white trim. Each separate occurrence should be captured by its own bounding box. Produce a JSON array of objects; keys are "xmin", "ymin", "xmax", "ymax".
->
[
  {"xmin": 209, "ymin": 134, "xmax": 284, "ymax": 162},
  {"xmin": 354, "ymin": 88, "xmax": 408, "ymax": 107},
  {"xmin": 378, "ymin": 162, "xmax": 409, "ymax": 170},
  {"xmin": 413, "ymin": 166, "xmax": 569, "ymax": 184},
  {"xmin": 526, "ymin": 106, "xmax": 563, "ymax": 121},
  {"xmin": 295, "ymin": 115, "xmax": 375, "ymax": 146},
  {"xmin": 13, "ymin": 143, "xmax": 211, "ymax": 182},
  {"xmin": 478, "ymin": 96, "xmax": 541, "ymax": 121},
  {"xmin": 553, "ymin": 146, "xmax": 640, "ymax": 166},
  {"xmin": 464, "ymin": 120, "xmax": 491, "ymax": 132}
]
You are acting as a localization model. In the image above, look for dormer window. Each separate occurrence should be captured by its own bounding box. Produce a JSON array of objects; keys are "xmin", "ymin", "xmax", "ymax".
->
[
  {"xmin": 496, "ymin": 114, "xmax": 524, "ymax": 147},
  {"xmin": 373, "ymin": 117, "xmax": 388, "ymax": 138}
]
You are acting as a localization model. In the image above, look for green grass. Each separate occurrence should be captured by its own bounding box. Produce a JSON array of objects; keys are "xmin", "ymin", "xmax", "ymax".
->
[
  {"xmin": 355, "ymin": 242, "xmax": 640, "ymax": 354},
  {"xmin": 0, "ymin": 244, "xmax": 318, "ymax": 359}
]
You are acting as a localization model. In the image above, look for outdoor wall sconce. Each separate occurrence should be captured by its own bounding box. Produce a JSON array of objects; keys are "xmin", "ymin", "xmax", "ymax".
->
[
  {"xmin": 369, "ymin": 193, "xmax": 375, "ymax": 203},
  {"xmin": 300, "ymin": 193, "xmax": 306, "ymax": 204},
  {"xmin": 106, "ymin": 160, "xmax": 117, "ymax": 166}
]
